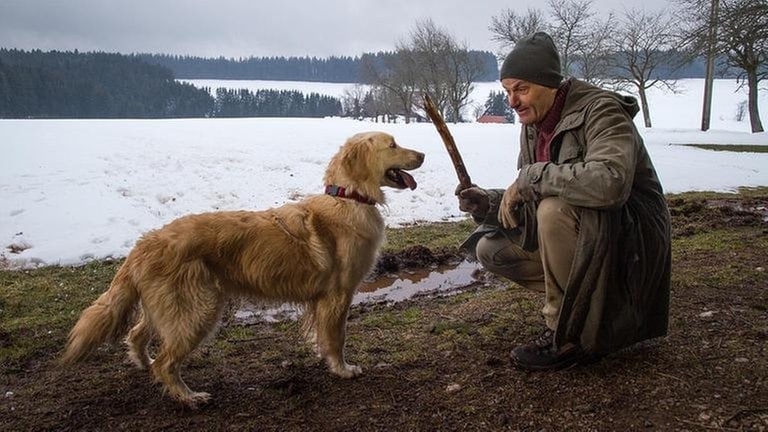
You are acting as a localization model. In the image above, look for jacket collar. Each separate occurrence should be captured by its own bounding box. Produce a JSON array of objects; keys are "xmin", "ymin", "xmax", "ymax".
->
[
  {"xmin": 325, "ymin": 185, "xmax": 377, "ymax": 205},
  {"xmin": 538, "ymin": 80, "xmax": 572, "ymax": 133},
  {"xmin": 561, "ymin": 78, "xmax": 640, "ymax": 119}
]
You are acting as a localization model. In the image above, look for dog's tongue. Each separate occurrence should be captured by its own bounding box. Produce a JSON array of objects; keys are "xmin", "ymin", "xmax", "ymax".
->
[{"xmin": 398, "ymin": 169, "xmax": 417, "ymax": 190}]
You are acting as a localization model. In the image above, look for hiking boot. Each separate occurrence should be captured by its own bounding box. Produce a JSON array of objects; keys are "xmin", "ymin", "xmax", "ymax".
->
[{"xmin": 510, "ymin": 328, "xmax": 585, "ymax": 371}]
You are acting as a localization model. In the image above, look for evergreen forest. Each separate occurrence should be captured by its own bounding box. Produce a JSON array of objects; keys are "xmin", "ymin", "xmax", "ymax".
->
[
  {"xmin": 0, "ymin": 49, "xmax": 346, "ymax": 119},
  {"xmin": 0, "ymin": 49, "xmax": 214, "ymax": 118},
  {"xmin": 137, "ymin": 51, "xmax": 500, "ymax": 83}
]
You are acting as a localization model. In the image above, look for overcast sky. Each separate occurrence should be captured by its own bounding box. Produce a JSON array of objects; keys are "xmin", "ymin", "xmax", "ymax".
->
[{"xmin": 1, "ymin": 0, "xmax": 671, "ymax": 58}]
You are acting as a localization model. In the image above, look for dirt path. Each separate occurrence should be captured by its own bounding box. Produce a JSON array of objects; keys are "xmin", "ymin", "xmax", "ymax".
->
[{"xmin": 1, "ymin": 195, "xmax": 767, "ymax": 431}]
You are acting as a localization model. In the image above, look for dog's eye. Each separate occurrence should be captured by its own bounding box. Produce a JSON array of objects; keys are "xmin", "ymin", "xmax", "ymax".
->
[{"xmin": 389, "ymin": 142, "xmax": 397, "ymax": 149}]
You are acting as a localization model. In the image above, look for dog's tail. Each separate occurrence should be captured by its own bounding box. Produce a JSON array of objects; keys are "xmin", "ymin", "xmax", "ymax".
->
[{"xmin": 59, "ymin": 264, "xmax": 139, "ymax": 365}]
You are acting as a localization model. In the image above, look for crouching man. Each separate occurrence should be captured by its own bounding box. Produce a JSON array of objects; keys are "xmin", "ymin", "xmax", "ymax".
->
[{"xmin": 458, "ymin": 32, "xmax": 671, "ymax": 371}]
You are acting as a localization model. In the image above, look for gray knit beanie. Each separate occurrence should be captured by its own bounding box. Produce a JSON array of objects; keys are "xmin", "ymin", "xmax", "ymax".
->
[{"xmin": 500, "ymin": 32, "xmax": 563, "ymax": 88}]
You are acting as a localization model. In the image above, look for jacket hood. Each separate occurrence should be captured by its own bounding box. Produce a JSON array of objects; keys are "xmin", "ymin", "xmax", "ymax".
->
[{"xmin": 563, "ymin": 79, "xmax": 640, "ymax": 119}]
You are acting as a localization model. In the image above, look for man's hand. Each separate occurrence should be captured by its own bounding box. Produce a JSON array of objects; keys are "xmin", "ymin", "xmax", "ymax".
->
[
  {"xmin": 456, "ymin": 184, "xmax": 490, "ymax": 219},
  {"xmin": 498, "ymin": 181, "xmax": 522, "ymax": 229}
]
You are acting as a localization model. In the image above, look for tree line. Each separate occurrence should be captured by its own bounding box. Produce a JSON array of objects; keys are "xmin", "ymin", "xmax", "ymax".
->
[
  {"xmin": 137, "ymin": 51, "xmax": 500, "ymax": 83},
  {"xmin": 214, "ymin": 88, "xmax": 341, "ymax": 117},
  {"xmin": 0, "ymin": 49, "xmax": 213, "ymax": 118},
  {"xmin": 0, "ymin": 49, "xmax": 344, "ymax": 119}
]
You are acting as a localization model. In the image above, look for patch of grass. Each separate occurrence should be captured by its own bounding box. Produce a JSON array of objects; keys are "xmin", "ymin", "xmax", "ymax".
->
[
  {"xmin": 360, "ymin": 307, "xmax": 421, "ymax": 329},
  {"xmin": 446, "ymin": 291, "xmax": 478, "ymax": 305},
  {"xmin": 0, "ymin": 259, "xmax": 122, "ymax": 369},
  {"xmin": 429, "ymin": 320, "xmax": 475, "ymax": 337},
  {"xmin": 667, "ymin": 186, "xmax": 768, "ymax": 201},
  {"xmin": 400, "ymin": 306, "xmax": 422, "ymax": 323},
  {"xmin": 673, "ymin": 229, "xmax": 743, "ymax": 254},
  {"xmin": 382, "ymin": 219, "xmax": 475, "ymax": 253},
  {"xmin": 220, "ymin": 324, "xmax": 258, "ymax": 342},
  {"xmin": 671, "ymin": 225, "xmax": 768, "ymax": 289},
  {"xmin": 672, "ymin": 226, "xmax": 768, "ymax": 255},
  {"xmin": 272, "ymin": 320, "xmax": 299, "ymax": 334},
  {"xmin": 677, "ymin": 144, "xmax": 768, "ymax": 153}
]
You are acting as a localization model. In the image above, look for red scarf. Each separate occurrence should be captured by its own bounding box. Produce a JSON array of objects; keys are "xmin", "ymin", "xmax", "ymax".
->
[{"xmin": 535, "ymin": 80, "xmax": 571, "ymax": 163}]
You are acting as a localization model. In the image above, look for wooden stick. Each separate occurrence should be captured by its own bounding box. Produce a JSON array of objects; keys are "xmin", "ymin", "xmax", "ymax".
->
[
  {"xmin": 423, "ymin": 93, "xmax": 519, "ymax": 229},
  {"xmin": 422, "ymin": 94, "xmax": 472, "ymax": 189}
]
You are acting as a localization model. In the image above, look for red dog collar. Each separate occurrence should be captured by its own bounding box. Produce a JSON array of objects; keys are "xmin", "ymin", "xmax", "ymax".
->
[{"xmin": 324, "ymin": 185, "xmax": 376, "ymax": 205}]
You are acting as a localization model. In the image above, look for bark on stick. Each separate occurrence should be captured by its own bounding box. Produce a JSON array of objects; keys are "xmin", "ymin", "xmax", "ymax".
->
[{"xmin": 422, "ymin": 94, "xmax": 472, "ymax": 189}]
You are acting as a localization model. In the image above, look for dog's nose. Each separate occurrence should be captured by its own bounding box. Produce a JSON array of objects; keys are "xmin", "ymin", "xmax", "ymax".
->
[{"xmin": 416, "ymin": 152, "xmax": 425, "ymax": 164}]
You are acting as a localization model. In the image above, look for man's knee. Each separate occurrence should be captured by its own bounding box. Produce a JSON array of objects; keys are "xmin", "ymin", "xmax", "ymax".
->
[
  {"xmin": 475, "ymin": 235, "xmax": 503, "ymax": 270},
  {"xmin": 475, "ymin": 235, "xmax": 545, "ymax": 291},
  {"xmin": 536, "ymin": 197, "xmax": 578, "ymax": 238}
]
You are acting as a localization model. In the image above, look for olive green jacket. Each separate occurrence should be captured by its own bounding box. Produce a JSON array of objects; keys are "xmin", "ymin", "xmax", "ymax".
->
[{"xmin": 466, "ymin": 79, "xmax": 671, "ymax": 354}]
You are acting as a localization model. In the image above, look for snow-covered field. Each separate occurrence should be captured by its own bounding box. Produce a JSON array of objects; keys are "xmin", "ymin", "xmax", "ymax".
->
[{"xmin": 1, "ymin": 79, "xmax": 766, "ymax": 269}]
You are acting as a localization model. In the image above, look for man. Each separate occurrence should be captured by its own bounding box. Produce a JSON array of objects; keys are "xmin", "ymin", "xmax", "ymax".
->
[{"xmin": 457, "ymin": 32, "xmax": 671, "ymax": 371}]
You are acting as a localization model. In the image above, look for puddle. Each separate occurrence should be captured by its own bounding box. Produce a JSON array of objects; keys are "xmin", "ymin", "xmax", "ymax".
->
[
  {"xmin": 235, "ymin": 260, "xmax": 483, "ymax": 323},
  {"xmin": 234, "ymin": 303, "xmax": 301, "ymax": 323},
  {"xmin": 353, "ymin": 260, "xmax": 482, "ymax": 304}
]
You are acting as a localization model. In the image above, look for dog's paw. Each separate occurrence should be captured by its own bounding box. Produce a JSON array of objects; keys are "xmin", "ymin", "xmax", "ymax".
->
[
  {"xmin": 126, "ymin": 351, "xmax": 153, "ymax": 370},
  {"xmin": 331, "ymin": 363, "xmax": 363, "ymax": 379},
  {"xmin": 181, "ymin": 391, "xmax": 211, "ymax": 409}
]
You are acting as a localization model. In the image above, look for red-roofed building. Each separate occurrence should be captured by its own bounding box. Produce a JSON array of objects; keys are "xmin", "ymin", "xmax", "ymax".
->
[{"xmin": 477, "ymin": 115, "xmax": 508, "ymax": 124}]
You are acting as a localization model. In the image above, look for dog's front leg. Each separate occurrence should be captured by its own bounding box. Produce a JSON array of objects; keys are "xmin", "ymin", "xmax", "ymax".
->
[{"xmin": 314, "ymin": 293, "xmax": 361, "ymax": 378}]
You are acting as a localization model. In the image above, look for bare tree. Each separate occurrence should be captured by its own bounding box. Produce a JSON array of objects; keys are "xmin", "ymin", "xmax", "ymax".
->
[
  {"xmin": 443, "ymin": 42, "xmax": 486, "ymax": 122},
  {"xmin": 340, "ymin": 85, "xmax": 368, "ymax": 119},
  {"xmin": 407, "ymin": 19, "xmax": 453, "ymax": 118},
  {"xmin": 675, "ymin": 0, "xmax": 723, "ymax": 131},
  {"xmin": 358, "ymin": 20, "xmax": 484, "ymax": 123},
  {"xmin": 717, "ymin": 0, "xmax": 767, "ymax": 132},
  {"xmin": 548, "ymin": 0, "xmax": 594, "ymax": 76},
  {"xmin": 490, "ymin": 1, "xmax": 613, "ymax": 83},
  {"xmin": 489, "ymin": 8, "xmax": 550, "ymax": 51},
  {"xmin": 374, "ymin": 87, "xmax": 404, "ymax": 123},
  {"xmin": 701, "ymin": 0, "xmax": 721, "ymax": 131},
  {"xmin": 608, "ymin": 9, "xmax": 680, "ymax": 128},
  {"xmin": 406, "ymin": 19, "xmax": 483, "ymax": 122},
  {"xmin": 677, "ymin": 0, "xmax": 766, "ymax": 132},
  {"xmin": 572, "ymin": 13, "xmax": 617, "ymax": 85},
  {"xmin": 360, "ymin": 52, "xmax": 419, "ymax": 123}
]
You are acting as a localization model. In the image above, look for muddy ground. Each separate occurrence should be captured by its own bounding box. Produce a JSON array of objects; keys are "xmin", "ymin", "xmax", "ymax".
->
[{"xmin": 1, "ymin": 195, "xmax": 767, "ymax": 431}]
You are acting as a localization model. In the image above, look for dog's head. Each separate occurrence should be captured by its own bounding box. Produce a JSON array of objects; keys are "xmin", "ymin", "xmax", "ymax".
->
[{"xmin": 324, "ymin": 132, "xmax": 425, "ymax": 204}]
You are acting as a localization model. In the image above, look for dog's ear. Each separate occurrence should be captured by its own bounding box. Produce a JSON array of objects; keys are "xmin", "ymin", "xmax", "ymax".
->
[{"xmin": 341, "ymin": 140, "xmax": 364, "ymax": 177}]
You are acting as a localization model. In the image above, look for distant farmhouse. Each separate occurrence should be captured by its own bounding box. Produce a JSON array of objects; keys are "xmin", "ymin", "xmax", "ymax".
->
[{"xmin": 477, "ymin": 115, "xmax": 508, "ymax": 124}]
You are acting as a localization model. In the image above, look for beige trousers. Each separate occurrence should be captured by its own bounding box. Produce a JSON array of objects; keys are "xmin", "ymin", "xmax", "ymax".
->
[{"xmin": 476, "ymin": 197, "xmax": 579, "ymax": 330}]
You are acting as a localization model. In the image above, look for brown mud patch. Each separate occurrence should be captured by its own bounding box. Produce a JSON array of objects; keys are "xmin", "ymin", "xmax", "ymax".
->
[{"xmin": 669, "ymin": 195, "xmax": 768, "ymax": 237}]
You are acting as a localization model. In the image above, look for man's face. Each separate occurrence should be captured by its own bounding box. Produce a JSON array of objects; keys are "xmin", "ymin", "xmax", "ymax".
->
[{"xmin": 501, "ymin": 78, "xmax": 558, "ymax": 125}]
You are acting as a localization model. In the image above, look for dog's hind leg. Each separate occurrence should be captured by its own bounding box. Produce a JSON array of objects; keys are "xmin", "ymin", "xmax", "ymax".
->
[
  {"xmin": 148, "ymin": 277, "xmax": 226, "ymax": 407},
  {"xmin": 301, "ymin": 301, "xmax": 321, "ymax": 357},
  {"xmin": 151, "ymin": 301, "xmax": 226, "ymax": 408},
  {"xmin": 150, "ymin": 301, "xmax": 223, "ymax": 408},
  {"xmin": 314, "ymin": 292, "xmax": 361, "ymax": 379},
  {"xmin": 126, "ymin": 306, "xmax": 154, "ymax": 369}
]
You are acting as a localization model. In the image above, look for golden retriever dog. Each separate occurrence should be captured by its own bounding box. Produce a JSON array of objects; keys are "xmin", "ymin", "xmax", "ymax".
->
[{"xmin": 60, "ymin": 131, "xmax": 424, "ymax": 407}]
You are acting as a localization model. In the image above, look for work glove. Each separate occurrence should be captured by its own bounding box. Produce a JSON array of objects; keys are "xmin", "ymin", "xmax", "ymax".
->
[
  {"xmin": 455, "ymin": 184, "xmax": 490, "ymax": 220},
  {"xmin": 498, "ymin": 180, "xmax": 522, "ymax": 229}
]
